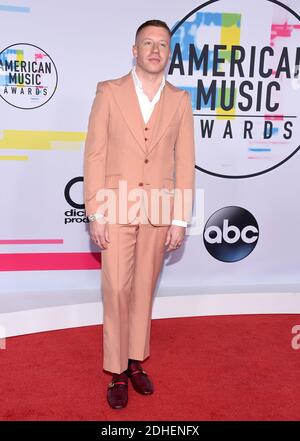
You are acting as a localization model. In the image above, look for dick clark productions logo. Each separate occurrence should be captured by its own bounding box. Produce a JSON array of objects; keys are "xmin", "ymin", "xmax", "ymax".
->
[{"xmin": 203, "ymin": 206, "xmax": 259, "ymax": 262}]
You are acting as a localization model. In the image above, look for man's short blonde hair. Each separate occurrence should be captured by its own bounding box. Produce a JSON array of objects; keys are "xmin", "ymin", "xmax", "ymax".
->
[{"xmin": 135, "ymin": 19, "xmax": 171, "ymax": 42}]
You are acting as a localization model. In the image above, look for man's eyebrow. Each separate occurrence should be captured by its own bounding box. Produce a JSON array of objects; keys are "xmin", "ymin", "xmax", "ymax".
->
[{"xmin": 142, "ymin": 37, "xmax": 168, "ymax": 42}]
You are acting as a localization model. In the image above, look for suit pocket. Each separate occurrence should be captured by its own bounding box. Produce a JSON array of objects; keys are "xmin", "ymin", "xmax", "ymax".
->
[{"xmin": 105, "ymin": 174, "xmax": 122, "ymax": 189}]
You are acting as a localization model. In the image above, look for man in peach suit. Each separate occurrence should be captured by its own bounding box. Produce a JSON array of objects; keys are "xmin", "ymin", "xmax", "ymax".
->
[{"xmin": 83, "ymin": 19, "xmax": 195, "ymax": 409}]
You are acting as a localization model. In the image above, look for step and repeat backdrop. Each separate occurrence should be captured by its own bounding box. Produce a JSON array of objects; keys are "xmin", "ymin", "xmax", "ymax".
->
[{"xmin": 1, "ymin": 0, "xmax": 300, "ymax": 299}]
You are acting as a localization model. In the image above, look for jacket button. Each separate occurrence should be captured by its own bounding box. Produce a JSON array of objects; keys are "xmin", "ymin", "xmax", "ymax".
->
[
  {"xmin": 144, "ymin": 159, "xmax": 149, "ymax": 163},
  {"xmin": 144, "ymin": 137, "xmax": 148, "ymax": 141},
  {"xmin": 138, "ymin": 182, "xmax": 143, "ymax": 186},
  {"xmin": 145, "ymin": 127, "xmax": 149, "ymax": 131}
]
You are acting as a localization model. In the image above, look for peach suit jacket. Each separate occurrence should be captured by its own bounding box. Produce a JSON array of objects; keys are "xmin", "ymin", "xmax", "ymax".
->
[{"xmin": 83, "ymin": 70, "xmax": 195, "ymax": 226}]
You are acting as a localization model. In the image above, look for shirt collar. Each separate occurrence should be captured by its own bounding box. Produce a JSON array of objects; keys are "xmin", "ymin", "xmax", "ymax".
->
[{"xmin": 131, "ymin": 64, "xmax": 165, "ymax": 94}]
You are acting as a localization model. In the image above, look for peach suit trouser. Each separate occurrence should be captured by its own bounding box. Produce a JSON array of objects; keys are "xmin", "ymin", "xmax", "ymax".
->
[{"xmin": 101, "ymin": 221, "xmax": 169, "ymax": 374}]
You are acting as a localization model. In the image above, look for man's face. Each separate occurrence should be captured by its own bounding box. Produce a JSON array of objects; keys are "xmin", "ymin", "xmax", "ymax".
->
[{"xmin": 132, "ymin": 25, "xmax": 171, "ymax": 74}]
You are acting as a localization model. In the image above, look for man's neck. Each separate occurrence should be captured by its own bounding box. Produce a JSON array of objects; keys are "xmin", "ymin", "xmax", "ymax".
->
[{"xmin": 135, "ymin": 65, "xmax": 164, "ymax": 90}]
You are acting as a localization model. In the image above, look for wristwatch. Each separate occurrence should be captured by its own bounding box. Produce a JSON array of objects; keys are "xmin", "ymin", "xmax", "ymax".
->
[{"xmin": 87, "ymin": 212, "xmax": 104, "ymax": 222}]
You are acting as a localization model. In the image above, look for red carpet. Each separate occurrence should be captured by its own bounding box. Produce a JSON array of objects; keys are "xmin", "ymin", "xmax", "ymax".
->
[{"xmin": 0, "ymin": 314, "xmax": 300, "ymax": 420}]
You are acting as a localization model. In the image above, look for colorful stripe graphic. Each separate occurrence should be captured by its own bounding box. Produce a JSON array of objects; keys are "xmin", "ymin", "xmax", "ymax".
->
[
  {"xmin": 217, "ymin": 13, "xmax": 241, "ymax": 119},
  {"xmin": 0, "ymin": 252, "xmax": 101, "ymax": 271},
  {"xmin": 271, "ymin": 22, "xmax": 300, "ymax": 46},
  {"xmin": 0, "ymin": 130, "xmax": 85, "ymax": 160},
  {"xmin": 0, "ymin": 4, "xmax": 30, "ymax": 13},
  {"xmin": 0, "ymin": 155, "xmax": 28, "ymax": 160},
  {"xmin": 248, "ymin": 156, "xmax": 273, "ymax": 160},
  {"xmin": 248, "ymin": 148, "xmax": 272, "ymax": 152},
  {"xmin": 0, "ymin": 239, "xmax": 64, "ymax": 244}
]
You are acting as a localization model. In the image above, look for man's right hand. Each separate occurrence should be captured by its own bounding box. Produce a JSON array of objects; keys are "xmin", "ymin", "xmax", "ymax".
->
[{"xmin": 89, "ymin": 220, "xmax": 110, "ymax": 249}]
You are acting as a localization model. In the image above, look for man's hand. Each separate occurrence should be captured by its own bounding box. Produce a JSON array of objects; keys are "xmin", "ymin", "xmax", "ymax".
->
[
  {"xmin": 165, "ymin": 225, "xmax": 185, "ymax": 252},
  {"xmin": 89, "ymin": 219, "xmax": 110, "ymax": 249}
]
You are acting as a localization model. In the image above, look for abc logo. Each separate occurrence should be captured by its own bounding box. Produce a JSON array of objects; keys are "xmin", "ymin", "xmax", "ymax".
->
[{"xmin": 203, "ymin": 206, "xmax": 259, "ymax": 262}]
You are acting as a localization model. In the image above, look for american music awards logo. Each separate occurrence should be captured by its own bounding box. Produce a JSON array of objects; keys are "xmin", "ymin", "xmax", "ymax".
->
[
  {"xmin": 169, "ymin": 0, "xmax": 300, "ymax": 178},
  {"xmin": 0, "ymin": 43, "xmax": 58, "ymax": 109}
]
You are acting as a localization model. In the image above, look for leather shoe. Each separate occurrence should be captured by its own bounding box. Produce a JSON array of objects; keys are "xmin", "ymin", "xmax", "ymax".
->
[
  {"xmin": 107, "ymin": 371, "xmax": 128, "ymax": 409},
  {"xmin": 126, "ymin": 361, "xmax": 154, "ymax": 395}
]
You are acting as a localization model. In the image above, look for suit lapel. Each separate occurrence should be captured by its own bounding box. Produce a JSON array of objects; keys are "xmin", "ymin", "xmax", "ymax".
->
[
  {"xmin": 109, "ymin": 72, "xmax": 145, "ymax": 153},
  {"xmin": 108, "ymin": 71, "xmax": 185, "ymax": 155},
  {"xmin": 146, "ymin": 83, "xmax": 183, "ymax": 156}
]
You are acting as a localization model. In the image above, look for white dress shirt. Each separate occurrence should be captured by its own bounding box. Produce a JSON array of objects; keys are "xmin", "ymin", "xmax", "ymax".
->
[{"xmin": 131, "ymin": 65, "xmax": 187, "ymax": 228}]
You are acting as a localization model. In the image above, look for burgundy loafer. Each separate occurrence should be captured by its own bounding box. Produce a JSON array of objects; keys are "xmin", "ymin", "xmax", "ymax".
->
[
  {"xmin": 107, "ymin": 372, "xmax": 128, "ymax": 409},
  {"xmin": 126, "ymin": 361, "xmax": 154, "ymax": 395}
]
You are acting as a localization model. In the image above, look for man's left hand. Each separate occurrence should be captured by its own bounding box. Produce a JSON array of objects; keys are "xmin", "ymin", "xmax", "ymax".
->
[{"xmin": 165, "ymin": 225, "xmax": 186, "ymax": 252}]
